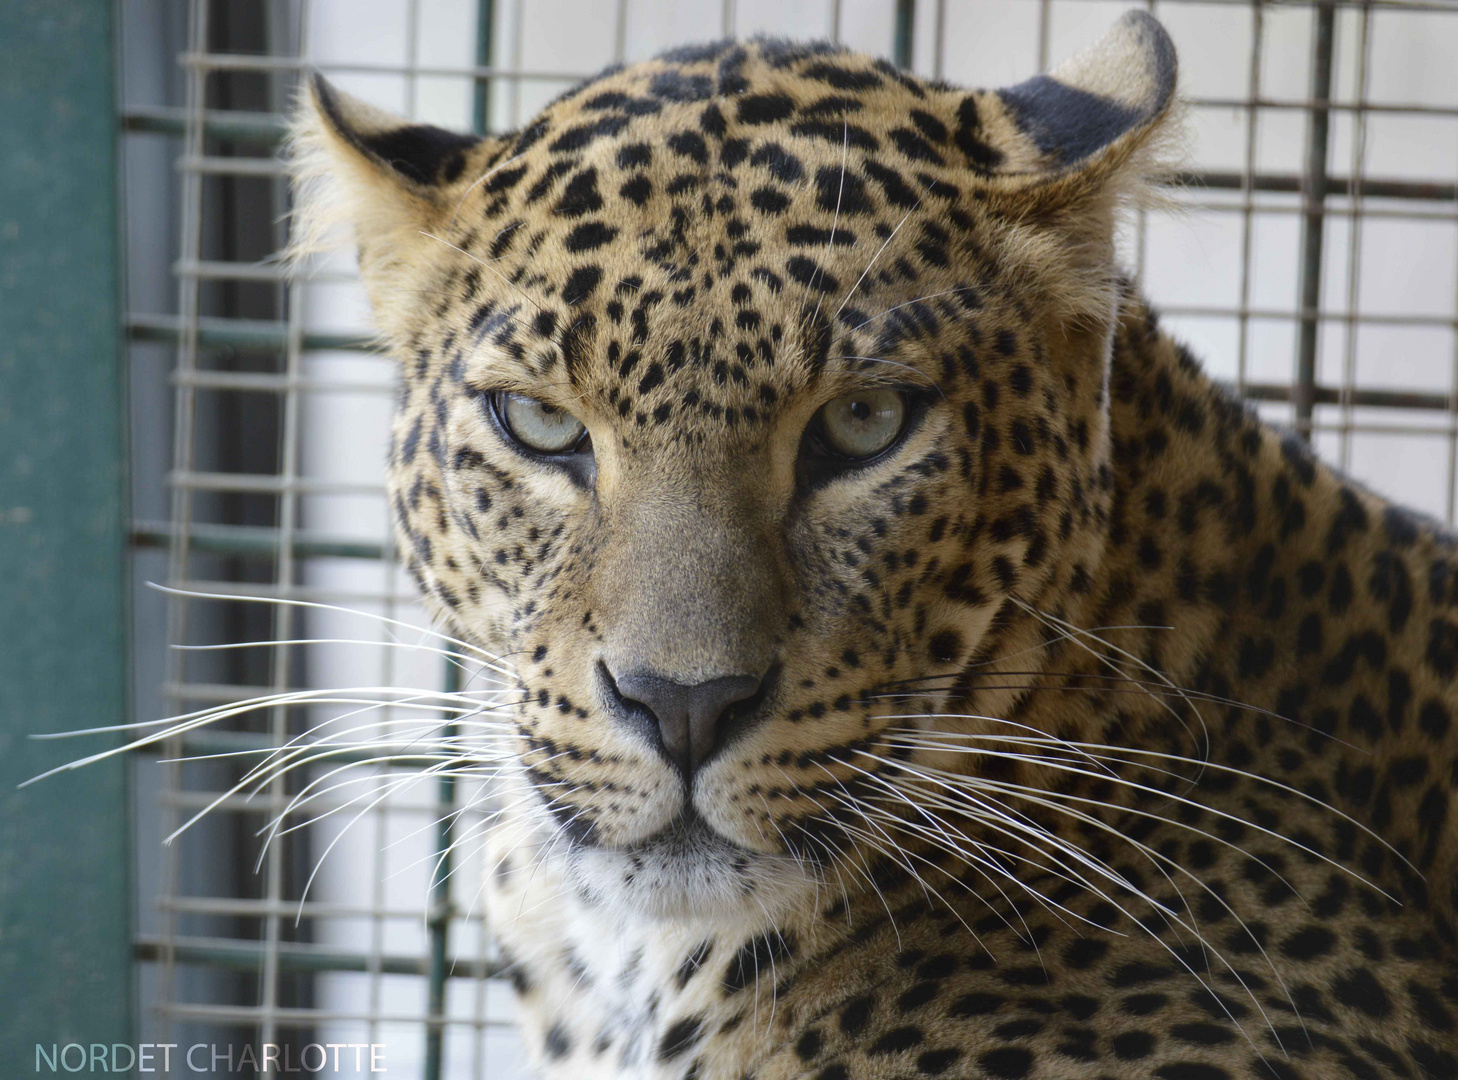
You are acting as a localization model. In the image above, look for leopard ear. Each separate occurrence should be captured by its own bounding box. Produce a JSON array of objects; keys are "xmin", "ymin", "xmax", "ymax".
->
[
  {"xmin": 288, "ymin": 74, "xmax": 495, "ymax": 270},
  {"xmin": 967, "ymin": 13, "xmax": 1182, "ymax": 321},
  {"xmin": 995, "ymin": 10, "xmax": 1177, "ymax": 176}
]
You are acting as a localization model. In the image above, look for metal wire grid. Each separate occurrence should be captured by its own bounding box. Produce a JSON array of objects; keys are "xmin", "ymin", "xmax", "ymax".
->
[{"xmin": 118, "ymin": 2, "xmax": 1458, "ymax": 1077}]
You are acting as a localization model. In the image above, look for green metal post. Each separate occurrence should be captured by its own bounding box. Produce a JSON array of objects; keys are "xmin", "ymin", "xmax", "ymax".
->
[
  {"xmin": 894, "ymin": 0, "xmax": 916, "ymax": 69},
  {"xmin": 473, "ymin": 0, "xmax": 497, "ymax": 135},
  {"xmin": 0, "ymin": 0, "xmax": 131, "ymax": 1070}
]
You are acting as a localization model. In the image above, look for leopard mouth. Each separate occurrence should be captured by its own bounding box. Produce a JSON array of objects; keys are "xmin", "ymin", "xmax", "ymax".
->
[
  {"xmin": 560, "ymin": 807, "xmax": 818, "ymax": 919},
  {"xmin": 563, "ymin": 804, "xmax": 749, "ymax": 860},
  {"xmin": 626, "ymin": 808, "xmax": 747, "ymax": 859}
]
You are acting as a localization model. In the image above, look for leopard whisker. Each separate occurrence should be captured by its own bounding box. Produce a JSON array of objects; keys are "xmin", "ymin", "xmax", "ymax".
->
[
  {"xmin": 146, "ymin": 581, "xmax": 516, "ymax": 675},
  {"xmin": 449, "ymin": 154, "xmax": 529, "ymax": 229},
  {"xmin": 1011, "ymin": 598, "xmax": 1211, "ymax": 770},
  {"xmin": 844, "ymin": 791, "xmax": 1070, "ymax": 948},
  {"xmin": 832, "ymin": 199, "xmax": 921, "ymax": 322},
  {"xmin": 233, "ymin": 705, "xmax": 518, "ymax": 787},
  {"xmin": 869, "ymin": 710, "xmax": 1118, "ymax": 777},
  {"xmin": 887, "ymin": 752, "xmax": 1397, "ymax": 903},
  {"xmin": 791, "ymin": 812, "xmax": 906, "ymax": 951},
  {"xmin": 259, "ymin": 755, "xmax": 522, "ymax": 846},
  {"xmin": 881, "ymin": 727, "xmax": 1415, "ymax": 874},
  {"xmin": 931, "ymin": 771, "xmax": 1301, "ymax": 1052},
  {"xmin": 817, "ymin": 804, "xmax": 998, "ymax": 958},
  {"xmin": 173, "ymin": 635, "xmax": 500, "ymax": 682},
  {"xmin": 864, "ymin": 756, "xmax": 1167, "ymax": 921},
  {"xmin": 812, "ymin": 755, "xmax": 1048, "ymax": 947},
  {"xmin": 876, "ymin": 669, "xmax": 1360, "ymax": 745},
  {"xmin": 419, "ymin": 230, "xmax": 550, "ymax": 317},
  {"xmin": 23, "ymin": 688, "xmax": 514, "ymax": 789},
  {"xmin": 816, "ymin": 755, "xmax": 1095, "ymax": 950},
  {"xmin": 878, "ymin": 761, "xmax": 1286, "ymax": 1053},
  {"xmin": 384, "ymin": 781, "xmax": 502, "ymax": 855}
]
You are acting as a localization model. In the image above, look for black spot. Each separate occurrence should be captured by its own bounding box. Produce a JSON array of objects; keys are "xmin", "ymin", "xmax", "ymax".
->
[
  {"xmin": 1426, "ymin": 617, "xmax": 1458, "ymax": 678},
  {"xmin": 657, "ymin": 1015, "xmax": 703, "ymax": 1060},
  {"xmin": 749, "ymin": 142, "xmax": 804, "ymax": 182},
  {"xmin": 721, "ymin": 931, "xmax": 794, "ymax": 994},
  {"xmin": 1113, "ymin": 1031, "xmax": 1155, "ymax": 1060},
  {"xmin": 948, "ymin": 993, "xmax": 1001, "ymax": 1018},
  {"xmin": 1153, "ymin": 1066, "xmax": 1233, "ymax": 1080},
  {"xmin": 795, "ymin": 1028, "xmax": 823, "ymax": 1061},
  {"xmin": 352, "ymin": 120, "xmax": 480, "ymax": 186},
  {"xmin": 1334, "ymin": 968, "xmax": 1391, "ymax": 1018},
  {"xmin": 750, "ymin": 187, "xmax": 790, "ymax": 214},
  {"xmin": 840, "ymin": 994, "xmax": 874, "ymax": 1036},
  {"xmin": 1064, "ymin": 937, "xmax": 1108, "ymax": 969},
  {"xmin": 1171, "ymin": 1022, "xmax": 1235, "ymax": 1046},
  {"xmin": 861, "ymin": 160, "xmax": 919, "ymax": 209},
  {"xmin": 556, "ymin": 167, "xmax": 604, "ymax": 216},
  {"xmin": 916, "ymin": 1047, "xmax": 961, "ymax": 1075},
  {"xmin": 889, "ymin": 127, "xmax": 945, "ymax": 164},
  {"xmin": 548, "ymin": 114, "xmax": 630, "ymax": 153},
  {"xmin": 737, "ymin": 92, "xmax": 796, "ymax": 124},
  {"xmin": 649, "ymin": 70, "xmax": 713, "ymax": 102},
  {"xmin": 979, "ymin": 1047, "xmax": 1034, "ymax": 1079},
  {"xmin": 814, "ymin": 167, "xmax": 873, "ymax": 215},
  {"xmin": 802, "ymin": 62, "xmax": 882, "ymax": 90},
  {"xmin": 1420, "ymin": 699, "xmax": 1452, "ymax": 740},
  {"xmin": 786, "ymin": 256, "xmax": 839, "ymax": 294},
  {"xmin": 667, "ymin": 130, "xmax": 709, "ymax": 164},
  {"xmin": 620, "ymin": 175, "xmax": 652, "ymax": 206},
  {"xmin": 790, "ymin": 120, "xmax": 879, "ymax": 151},
  {"xmin": 928, "ymin": 630, "xmax": 962, "ymax": 663},
  {"xmin": 868, "ymin": 1026, "xmax": 924, "ymax": 1055},
  {"xmin": 617, "ymin": 142, "xmax": 652, "ymax": 168},
  {"xmin": 582, "ymin": 90, "xmax": 660, "ymax": 116},
  {"xmin": 565, "ymin": 221, "xmax": 618, "ymax": 252},
  {"xmin": 561, "ymin": 266, "xmax": 602, "ymax": 306}
]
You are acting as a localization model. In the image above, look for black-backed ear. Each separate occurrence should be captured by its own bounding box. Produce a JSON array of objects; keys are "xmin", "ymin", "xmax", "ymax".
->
[
  {"xmin": 997, "ymin": 10, "xmax": 1176, "ymax": 174},
  {"xmin": 288, "ymin": 75, "xmax": 498, "ymax": 280},
  {"xmin": 966, "ymin": 12, "xmax": 1182, "ymax": 322},
  {"xmin": 308, "ymin": 74, "xmax": 484, "ymax": 188}
]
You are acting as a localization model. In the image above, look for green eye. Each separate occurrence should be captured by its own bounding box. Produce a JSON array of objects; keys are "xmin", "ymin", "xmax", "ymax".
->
[
  {"xmin": 495, "ymin": 392, "xmax": 587, "ymax": 454},
  {"xmin": 816, "ymin": 389, "xmax": 907, "ymax": 459}
]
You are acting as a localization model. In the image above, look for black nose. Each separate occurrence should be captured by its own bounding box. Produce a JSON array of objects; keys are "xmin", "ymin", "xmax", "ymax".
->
[{"xmin": 603, "ymin": 665, "xmax": 765, "ymax": 776}]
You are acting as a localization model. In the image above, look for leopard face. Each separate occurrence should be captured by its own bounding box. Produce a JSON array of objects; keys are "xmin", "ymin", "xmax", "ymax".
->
[{"xmin": 292, "ymin": 18, "xmax": 1174, "ymax": 920}]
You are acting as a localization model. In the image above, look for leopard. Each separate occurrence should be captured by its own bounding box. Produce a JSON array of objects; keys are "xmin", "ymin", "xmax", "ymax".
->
[{"xmin": 290, "ymin": 12, "xmax": 1458, "ymax": 1078}]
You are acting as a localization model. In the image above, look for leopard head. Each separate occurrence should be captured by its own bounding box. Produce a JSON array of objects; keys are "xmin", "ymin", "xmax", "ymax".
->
[{"xmin": 291, "ymin": 12, "xmax": 1178, "ymax": 919}]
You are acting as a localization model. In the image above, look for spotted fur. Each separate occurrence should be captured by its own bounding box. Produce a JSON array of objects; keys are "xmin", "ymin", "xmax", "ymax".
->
[{"xmin": 293, "ymin": 13, "xmax": 1458, "ymax": 1078}]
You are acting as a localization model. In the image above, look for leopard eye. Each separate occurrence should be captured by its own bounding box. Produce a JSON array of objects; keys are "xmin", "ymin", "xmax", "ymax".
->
[
  {"xmin": 495, "ymin": 392, "xmax": 587, "ymax": 454},
  {"xmin": 816, "ymin": 389, "xmax": 907, "ymax": 460}
]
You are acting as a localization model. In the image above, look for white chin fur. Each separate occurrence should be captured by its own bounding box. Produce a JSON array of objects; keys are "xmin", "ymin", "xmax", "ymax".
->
[{"xmin": 561, "ymin": 818, "xmax": 819, "ymax": 922}]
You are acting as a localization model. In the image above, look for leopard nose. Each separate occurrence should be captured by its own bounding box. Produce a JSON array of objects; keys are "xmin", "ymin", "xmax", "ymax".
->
[{"xmin": 604, "ymin": 665, "xmax": 765, "ymax": 777}]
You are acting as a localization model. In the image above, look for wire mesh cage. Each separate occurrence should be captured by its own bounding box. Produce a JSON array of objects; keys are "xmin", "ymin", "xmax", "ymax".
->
[{"xmin": 114, "ymin": 1, "xmax": 1458, "ymax": 1076}]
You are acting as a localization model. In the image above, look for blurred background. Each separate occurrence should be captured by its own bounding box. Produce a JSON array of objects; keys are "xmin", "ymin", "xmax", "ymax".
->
[{"xmin": 4, "ymin": 0, "xmax": 1458, "ymax": 1076}]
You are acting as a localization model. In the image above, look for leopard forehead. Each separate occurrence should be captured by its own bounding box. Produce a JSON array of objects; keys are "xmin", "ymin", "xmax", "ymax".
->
[
  {"xmin": 409, "ymin": 44, "xmax": 1033, "ymax": 423},
  {"xmin": 316, "ymin": 33, "xmax": 1167, "ymax": 437}
]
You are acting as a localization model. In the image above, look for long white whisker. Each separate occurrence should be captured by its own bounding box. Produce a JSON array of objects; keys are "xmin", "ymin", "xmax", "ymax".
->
[
  {"xmin": 146, "ymin": 581, "xmax": 516, "ymax": 676},
  {"xmin": 449, "ymin": 152, "xmax": 528, "ymax": 228},
  {"xmin": 832, "ymin": 199, "xmax": 921, "ymax": 321}
]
